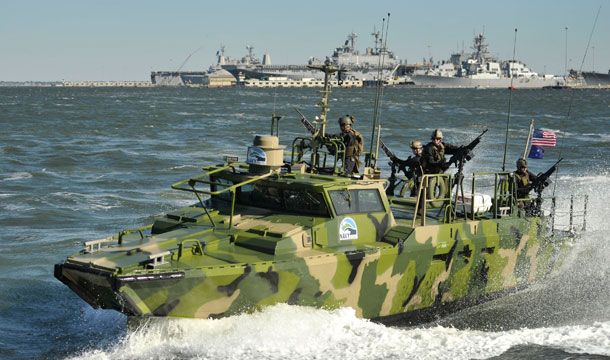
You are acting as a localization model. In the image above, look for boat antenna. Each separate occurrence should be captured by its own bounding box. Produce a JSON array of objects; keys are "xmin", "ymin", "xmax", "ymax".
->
[
  {"xmin": 367, "ymin": 13, "xmax": 390, "ymax": 168},
  {"xmin": 501, "ymin": 28, "xmax": 517, "ymax": 171},
  {"xmin": 552, "ymin": 5, "xmax": 602, "ymax": 196},
  {"xmin": 270, "ymin": 89, "xmax": 281, "ymax": 136}
]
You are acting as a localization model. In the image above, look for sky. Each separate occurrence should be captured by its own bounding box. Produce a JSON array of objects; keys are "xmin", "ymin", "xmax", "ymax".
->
[{"xmin": 1, "ymin": 0, "xmax": 608, "ymax": 82}]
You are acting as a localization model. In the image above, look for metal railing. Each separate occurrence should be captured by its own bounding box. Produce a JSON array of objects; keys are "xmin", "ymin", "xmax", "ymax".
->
[
  {"xmin": 290, "ymin": 136, "xmax": 346, "ymax": 175},
  {"xmin": 84, "ymin": 224, "xmax": 152, "ymax": 252},
  {"xmin": 407, "ymin": 171, "xmax": 519, "ymax": 227},
  {"xmin": 471, "ymin": 171, "xmax": 515, "ymax": 220},
  {"xmin": 549, "ymin": 194, "xmax": 588, "ymax": 234},
  {"xmin": 411, "ymin": 173, "xmax": 453, "ymax": 227},
  {"xmin": 171, "ymin": 163, "xmax": 274, "ymax": 229}
]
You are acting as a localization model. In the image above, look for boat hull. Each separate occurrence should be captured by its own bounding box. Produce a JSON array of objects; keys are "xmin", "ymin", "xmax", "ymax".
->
[
  {"xmin": 411, "ymin": 75, "xmax": 559, "ymax": 89},
  {"xmin": 581, "ymin": 71, "xmax": 610, "ymax": 87},
  {"xmin": 55, "ymin": 216, "xmax": 570, "ymax": 320}
]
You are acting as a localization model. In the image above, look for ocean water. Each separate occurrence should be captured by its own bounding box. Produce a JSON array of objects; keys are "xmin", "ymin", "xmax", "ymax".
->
[{"xmin": 1, "ymin": 86, "xmax": 610, "ymax": 360}]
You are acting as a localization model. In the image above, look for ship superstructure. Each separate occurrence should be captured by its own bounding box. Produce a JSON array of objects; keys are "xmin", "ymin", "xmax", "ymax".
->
[{"xmin": 412, "ymin": 34, "xmax": 560, "ymax": 88}]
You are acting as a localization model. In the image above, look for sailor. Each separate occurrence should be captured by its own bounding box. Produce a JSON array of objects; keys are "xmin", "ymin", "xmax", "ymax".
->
[
  {"xmin": 421, "ymin": 129, "xmax": 461, "ymax": 174},
  {"xmin": 514, "ymin": 158, "xmax": 538, "ymax": 200},
  {"xmin": 409, "ymin": 140, "xmax": 423, "ymax": 158},
  {"xmin": 391, "ymin": 141, "xmax": 424, "ymax": 196},
  {"xmin": 337, "ymin": 115, "xmax": 363, "ymax": 176},
  {"xmin": 421, "ymin": 129, "xmax": 464, "ymax": 203},
  {"xmin": 407, "ymin": 141, "xmax": 424, "ymax": 195}
]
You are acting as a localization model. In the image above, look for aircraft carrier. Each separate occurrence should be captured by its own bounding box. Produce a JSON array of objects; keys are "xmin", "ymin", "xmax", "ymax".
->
[
  {"xmin": 220, "ymin": 31, "xmax": 401, "ymax": 81},
  {"xmin": 151, "ymin": 30, "xmax": 408, "ymax": 86},
  {"xmin": 580, "ymin": 70, "xmax": 610, "ymax": 87}
]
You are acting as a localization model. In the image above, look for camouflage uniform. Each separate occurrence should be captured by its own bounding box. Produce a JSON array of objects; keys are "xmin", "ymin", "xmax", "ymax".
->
[
  {"xmin": 337, "ymin": 116, "xmax": 363, "ymax": 176},
  {"xmin": 421, "ymin": 130, "xmax": 459, "ymax": 203},
  {"xmin": 342, "ymin": 128, "xmax": 363, "ymax": 175}
]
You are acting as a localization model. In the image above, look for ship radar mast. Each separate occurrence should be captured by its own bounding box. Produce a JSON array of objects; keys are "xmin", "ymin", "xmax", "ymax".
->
[
  {"xmin": 371, "ymin": 27, "xmax": 382, "ymax": 53},
  {"xmin": 217, "ymin": 45, "xmax": 226, "ymax": 65},
  {"xmin": 347, "ymin": 32, "xmax": 358, "ymax": 52},
  {"xmin": 246, "ymin": 45, "xmax": 256, "ymax": 64},
  {"xmin": 472, "ymin": 34, "xmax": 490, "ymax": 63}
]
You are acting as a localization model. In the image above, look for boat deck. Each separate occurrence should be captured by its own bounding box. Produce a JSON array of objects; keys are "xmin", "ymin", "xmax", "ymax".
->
[{"xmin": 389, "ymin": 196, "xmax": 445, "ymax": 226}]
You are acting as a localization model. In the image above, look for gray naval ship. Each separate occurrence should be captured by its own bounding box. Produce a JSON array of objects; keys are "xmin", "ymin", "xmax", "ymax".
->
[
  {"xmin": 579, "ymin": 69, "xmax": 610, "ymax": 87},
  {"xmin": 151, "ymin": 30, "xmax": 403, "ymax": 86},
  {"xmin": 220, "ymin": 31, "xmax": 400, "ymax": 81},
  {"xmin": 411, "ymin": 33, "xmax": 561, "ymax": 89}
]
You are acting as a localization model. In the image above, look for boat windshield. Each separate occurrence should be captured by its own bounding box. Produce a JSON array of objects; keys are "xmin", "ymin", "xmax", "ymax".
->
[
  {"xmin": 329, "ymin": 189, "xmax": 385, "ymax": 215},
  {"xmin": 212, "ymin": 180, "xmax": 329, "ymax": 217}
]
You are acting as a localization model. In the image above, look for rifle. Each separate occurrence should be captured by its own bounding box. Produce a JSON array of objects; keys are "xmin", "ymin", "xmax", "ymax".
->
[
  {"xmin": 530, "ymin": 158, "xmax": 563, "ymax": 194},
  {"xmin": 294, "ymin": 107, "xmax": 316, "ymax": 134},
  {"xmin": 446, "ymin": 129, "xmax": 488, "ymax": 168}
]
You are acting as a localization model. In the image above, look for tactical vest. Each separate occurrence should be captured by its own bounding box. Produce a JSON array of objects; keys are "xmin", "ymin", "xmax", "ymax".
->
[
  {"xmin": 345, "ymin": 129, "xmax": 363, "ymax": 157},
  {"xmin": 431, "ymin": 143, "xmax": 445, "ymax": 162},
  {"xmin": 515, "ymin": 170, "xmax": 530, "ymax": 187}
]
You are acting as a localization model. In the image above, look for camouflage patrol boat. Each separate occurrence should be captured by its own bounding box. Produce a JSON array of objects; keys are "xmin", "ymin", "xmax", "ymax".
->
[{"xmin": 55, "ymin": 65, "xmax": 581, "ymax": 323}]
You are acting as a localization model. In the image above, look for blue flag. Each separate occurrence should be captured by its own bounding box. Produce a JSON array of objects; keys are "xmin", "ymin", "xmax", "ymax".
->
[{"xmin": 528, "ymin": 145, "xmax": 544, "ymax": 159}]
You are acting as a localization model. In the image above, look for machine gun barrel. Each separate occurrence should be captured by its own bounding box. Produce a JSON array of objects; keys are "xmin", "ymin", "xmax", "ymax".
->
[
  {"xmin": 530, "ymin": 158, "xmax": 563, "ymax": 192},
  {"xmin": 466, "ymin": 128, "xmax": 488, "ymax": 150},
  {"xmin": 447, "ymin": 128, "xmax": 488, "ymax": 167},
  {"xmin": 379, "ymin": 140, "xmax": 396, "ymax": 161},
  {"xmin": 294, "ymin": 107, "xmax": 316, "ymax": 134}
]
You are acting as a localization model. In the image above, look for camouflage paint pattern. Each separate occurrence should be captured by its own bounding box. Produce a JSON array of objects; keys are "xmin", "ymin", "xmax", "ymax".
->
[{"xmin": 55, "ymin": 169, "xmax": 572, "ymax": 320}]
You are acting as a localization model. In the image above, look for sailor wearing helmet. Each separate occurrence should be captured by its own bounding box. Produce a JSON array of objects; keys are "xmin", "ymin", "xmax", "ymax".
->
[
  {"xmin": 422, "ymin": 129, "xmax": 461, "ymax": 174},
  {"xmin": 337, "ymin": 115, "xmax": 363, "ymax": 176},
  {"xmin": 514, "ymin": 158, "xmax": 538, "ymax": 200}
]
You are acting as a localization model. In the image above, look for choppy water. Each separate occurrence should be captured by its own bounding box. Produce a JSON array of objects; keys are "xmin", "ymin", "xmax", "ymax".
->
[{"xmin": 1, "ymin": 86, "xmax": 610, "ymax": 360}]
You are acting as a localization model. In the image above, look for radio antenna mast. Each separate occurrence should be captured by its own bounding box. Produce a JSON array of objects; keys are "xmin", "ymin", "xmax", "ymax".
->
[{"xmin": 367, "ymin": 13, "xmax": 391, "ymax": 169}]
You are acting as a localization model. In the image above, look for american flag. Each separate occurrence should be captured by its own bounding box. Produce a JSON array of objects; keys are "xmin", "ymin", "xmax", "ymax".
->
[{"xmin": 531, "ymin": 129, "xmax": 556, "ymax": 147}]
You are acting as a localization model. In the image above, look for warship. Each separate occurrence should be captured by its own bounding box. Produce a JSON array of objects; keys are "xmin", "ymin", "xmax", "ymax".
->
[
  {"xmin": 411, "ymin": 33, "xmax": 560, "ymax": 89},
  {"xmin": 55, "ymin": 65, "xmax": 584, "ymax": 323},
  {"xmin": 151, "ymin": 30, "xmax": 403, "ymax": 86},
  {"xmin": 579, "ymin": 69, "xmax": 610, "ymax": 87},
  {"xmin": 221, "ymin": 31, "xmax": 400, "ymax": 82}
]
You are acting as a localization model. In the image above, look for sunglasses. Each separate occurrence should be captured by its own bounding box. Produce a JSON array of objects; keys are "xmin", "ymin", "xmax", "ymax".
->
[{"xmin": 434, "ymin": 137, "xmax": 442, "ymax": 140}]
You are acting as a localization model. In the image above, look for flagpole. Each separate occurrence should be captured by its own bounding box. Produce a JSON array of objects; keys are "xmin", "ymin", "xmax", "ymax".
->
[{"xmin": 523, "ymin": 119, "xmax": 534, "ymax": 159}]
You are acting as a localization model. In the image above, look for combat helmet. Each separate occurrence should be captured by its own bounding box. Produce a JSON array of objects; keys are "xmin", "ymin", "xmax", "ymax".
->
[
  {"xmin": 516, "ymin": 158, "xmax": 528, "ymax": 169},
  {"xmin": 410, "ymin": 140, "xmax": 423, "ymax": 149},
  {"xmin": 431, "ymin": 129, "xmax": 443, "ymax": 139},
  {"xmin": 338, "ymin": 115, "xmax": 353, "ymax": 126}
]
